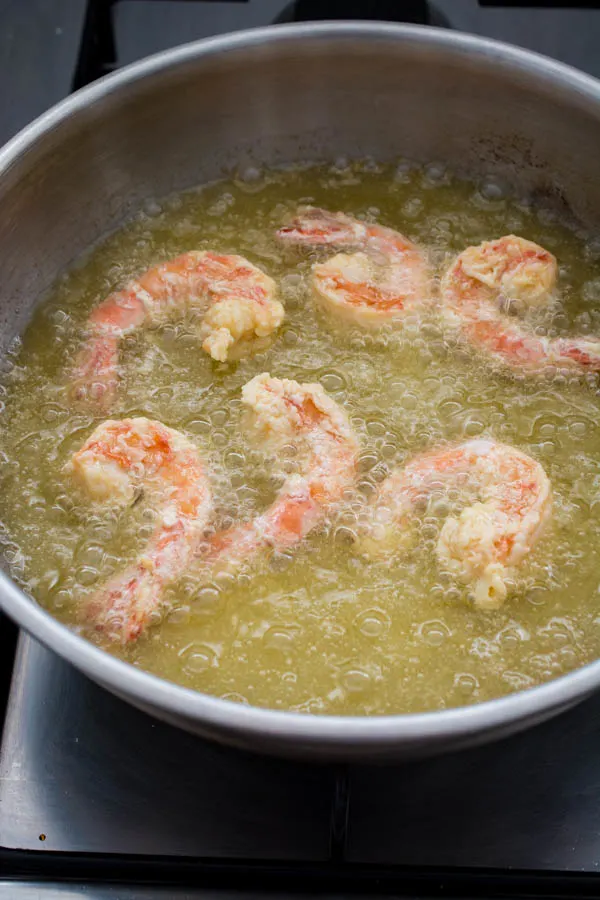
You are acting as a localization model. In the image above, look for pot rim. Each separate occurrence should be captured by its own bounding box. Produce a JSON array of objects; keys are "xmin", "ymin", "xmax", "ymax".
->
[{"xmin": 2, "ymin": 21, "xmax": 600, "ymax": 749}]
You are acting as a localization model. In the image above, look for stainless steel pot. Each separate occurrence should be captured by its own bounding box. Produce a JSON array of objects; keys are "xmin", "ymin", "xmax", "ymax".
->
[{"xmin": 1, "ymin": 22, "xmax": 600, "ymax": 761}]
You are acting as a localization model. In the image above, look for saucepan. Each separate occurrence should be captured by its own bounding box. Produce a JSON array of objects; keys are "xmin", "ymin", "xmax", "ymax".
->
[{"xmin": 1, "ymin": 22, "xmax": 599, "ymax": 761}]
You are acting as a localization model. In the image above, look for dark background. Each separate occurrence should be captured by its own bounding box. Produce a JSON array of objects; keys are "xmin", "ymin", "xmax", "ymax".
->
[{"xmin": 4, "ymin": 0, "xmax": 600, "ymax": 148}]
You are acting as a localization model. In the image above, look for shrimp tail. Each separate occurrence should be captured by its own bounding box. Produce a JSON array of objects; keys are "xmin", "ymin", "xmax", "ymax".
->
[
  {"xmin": 70, "ymin": 254, "xmax": 283, "ymax": 409},
  {"xmin": 84, "ymin": 565, "xmax": 161, "ymax": 644},
  {"xmin": 277, "ymin": 207, "xmax": 429, "ymax": 326},
  {"xmin": 442, "ymin": 235, "xmax": 600, "ymax": 375},
  {"xmin": 277, "ymin": 206, "xmax": 366, "ymax": 247},
  {"xmin": 71, "ymin": 335, "xmax": 120, "ymax": 408}
]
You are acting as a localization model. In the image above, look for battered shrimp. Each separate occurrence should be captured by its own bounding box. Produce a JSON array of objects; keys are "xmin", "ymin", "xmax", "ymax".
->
[
  {"xmin": 207, "ymin": 373, "xmax": 359, "ymax": 569},
  {"xmin": 68, "ymin": 418, "xmax": 212, "ymax": 643},
  {"xmin": 276, "ymin": 207, "xmax": 429, "ymax": 326},
  {"xmin": 72, "ymin": 251, "xmax": 284, "ymax": 406},
  {"xmin": 360, "ymin": 439, "xmax": 551, "ymax": 610},
  {"xmin": 442, "ymin": 235, "xmax": 600, "ymax": 373}
]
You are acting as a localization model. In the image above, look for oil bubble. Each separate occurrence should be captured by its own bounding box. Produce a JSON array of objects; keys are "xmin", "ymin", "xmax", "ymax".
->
[
  {"xmin": 211, "ymin": 408, "xmax": 229, "ymax": 427},
  {"xmin": 185, "ymin": 418, "xmax": 211, "ymax": 435},
  {"xmin": 423, "ymin": 162, "xmax": 448, "ymax": 185},
  {"xmin": 221, "ymin": 692, "xmax": 249, "ymax": 705},
  {"xmin": 342, "ymin": 668, "xmax": 372, "ymax": 693},
  {"xmin": 168, "ymin": 605, "xmax": 190, "ymax": 626},
  {"xmin": 417, "ymin": 619, "xmax": 451, "ymax": 646},
  {"xmin": 453, "ymin": 672, "xmax": 479, "ymax": 696},
  {"xmin": 502, "ymin": 671, "xmax": 535, "ymax": 691},
  {"xmin": 480, "ymin": 177, "xmax": 507, "ymax": 201},
  {"xmin": 319, "ymin": 371, "xmax": 346, "ymax": 393},
  {"xmin": 77, "ymin": 543, "xmax": 105, "ymax": 567},
  {"xmin": 355, "ymin": 608, "xmax": 390, "ymax": 638},
  {"xmin": 358, "ymin": 452, "xmax": 378, "ymax": 473},
  {"xmin": 179, "ymin": 642, "xmax": 218, "ymax": 674},
  {"xmin": 402, "ymin": 198, "xmax": 423, "ymax": 218},
  {"xmin": 77, "ymin": 566, "xmax": 99, "ymax": 587},
  {"xmin": 334, "ymin": 525, "xmax": 357, "ymax": 546},
  {"xmin": 264, "ymin": 627, "xmax": 295, "ymax": 653},
  {"xmin": 52, "ymin": 588, "xmax": 72, "ymax": 610}
]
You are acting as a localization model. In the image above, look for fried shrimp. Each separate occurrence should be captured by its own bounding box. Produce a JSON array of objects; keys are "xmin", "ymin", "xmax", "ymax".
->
[
  {"xmin": 277, "ymin": 206, "xmax": 429, "ymax": 326},
  {"xmin": 360, "ymin": 438, "xmax": 551, "ymax": 609},
  {"xmin": 72, "ymin": 251, "xmax": 284, "ymax": 407},
  {"xmin": 207, "ymin": 373, "xmax": 359, "ymax": 569},
  {"xmin": 442, "ymin": 235, "xmax": 600, "ymax": 374},
  {"xmin": 69, "ymin": 417, "xmax": 212, "ymax": 643}
]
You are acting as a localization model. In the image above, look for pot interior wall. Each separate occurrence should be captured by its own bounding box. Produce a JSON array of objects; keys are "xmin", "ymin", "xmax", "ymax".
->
[{"xmin": 1, "ymin": 28, "xmax": 600, "ymax": 353}]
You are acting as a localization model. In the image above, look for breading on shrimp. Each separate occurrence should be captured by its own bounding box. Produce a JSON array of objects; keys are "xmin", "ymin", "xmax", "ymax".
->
[
  {"xmin": 360, "ymin": 438, "xmax": 551, "ymax": 609},
  {"xmin": 72, "ymin": 251, "xmax": 284, "ymax": 407},
  {"xmin": 277, "ymin": 207, "xmax": 430, "ymax": 327}
]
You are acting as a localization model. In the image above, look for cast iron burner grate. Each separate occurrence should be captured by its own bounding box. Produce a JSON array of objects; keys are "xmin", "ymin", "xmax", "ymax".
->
[{"xmin": 5, "ymin": 637, "xmax": 600, "ymax": 896}]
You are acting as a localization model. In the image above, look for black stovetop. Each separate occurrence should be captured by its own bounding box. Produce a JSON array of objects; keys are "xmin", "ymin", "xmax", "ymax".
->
[
  {"xmin": 3, "ymin": 2, "xmax": 600, "ymax": 897},
  {"xmin": 5, "ymin": 633, "xmax": 600, "ymax": 898}
]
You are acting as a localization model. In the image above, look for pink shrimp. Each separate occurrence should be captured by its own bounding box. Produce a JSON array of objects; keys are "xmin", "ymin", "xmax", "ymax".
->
[
  {"xmin": 72, "ymin": 251, "xmax": 284, "ymax": 407},
  {"xmin": 360, "ymin": 438, "xmax": 552, "ymax": 609},
  {"xmin": 441, "ymin": 235, "xmax": 600, "ymax": 373},
  {"xmin": 276, "ymin": 207, "xmax": 430, "ymax": 327},
  {"xmin": 207, "ymin": 373, "xmax": 359, "ymax": 569},
  {"xmin": 68, "ymin": 417, "xmax": 212, "ymax": 643}
]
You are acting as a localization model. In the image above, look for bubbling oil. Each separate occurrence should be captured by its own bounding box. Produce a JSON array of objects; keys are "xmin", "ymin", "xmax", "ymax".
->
[{"xmin": 1, "ymin": 160, "xmax": 600, "ymax": 715}]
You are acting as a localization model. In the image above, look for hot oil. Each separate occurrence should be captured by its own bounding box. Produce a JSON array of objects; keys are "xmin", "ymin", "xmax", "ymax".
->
[{"xmin": 1, "ymin": 160, "xmax": 600, "ymax": 715}]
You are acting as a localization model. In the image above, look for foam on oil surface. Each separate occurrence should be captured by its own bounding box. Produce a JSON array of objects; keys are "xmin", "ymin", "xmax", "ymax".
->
[{"xmin": 1, "ymin": 160, "xmax": 600, "ymax": 715}]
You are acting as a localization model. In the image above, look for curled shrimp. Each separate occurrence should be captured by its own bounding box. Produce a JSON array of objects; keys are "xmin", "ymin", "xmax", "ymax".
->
[
  {"xmin": 207, "ymin": 373, "xmax": 359, "ymax": 569},
  {"xmin": 442, "ymin": 235, "xmax": 600, "ymax": 374},
  {"xmin": 276, "ymin": 207, "xmax": 429, "ymax": 327},
  {"xmin": 67, "ymin": 417, "xmax": 212, "ymax": 643},
  {"xmin": 359, "ymin": 438, "xmax": 551, "ymax": 610},
  {"xmin": 72, "ymin": 251, "xmax": 284, "ymax": 407}
]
